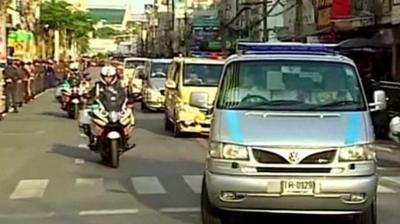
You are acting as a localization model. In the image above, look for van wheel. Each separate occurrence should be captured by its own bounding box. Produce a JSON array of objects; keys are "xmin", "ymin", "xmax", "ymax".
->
[
  {"xmin": 354, "ymin": 200, "xmax": 376, "ymax": 224},
  {"xmin": 164, "ymin": 113, "xmax": 172, "ymax": 131},
  {"xmin": 201, "ymin": 179, "xmax": 226, "ymax": 224},
  {"xmin": 173, "ymin": 121, "xmax": 182, "ymax": 137},
  {"xmin": 141, "ymin": 102, "xmax": 148, "ymax": 112}
]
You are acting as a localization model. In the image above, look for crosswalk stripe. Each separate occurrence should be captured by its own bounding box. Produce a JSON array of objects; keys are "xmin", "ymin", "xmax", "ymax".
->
[
  {"xmin": 377, "ymin": 185, "xmax": 396, "ymax": 193},
  {"xmin": 183, "ymin": 175, "xmax": 203, "ymax": 194},
  {"xmin": 160, "ymin": 207, "xmax": 201, "ymax": 213},
  {"xmin": 75, "ymin": 178, "xmax": 104, "ymax": 186},
  {"xmin": 9, "ymin": 179, "xmax": 49, "ymax": 199},
  {"xmin": 79, "ymin": 209, "xmax": 139, "ymax": 216},
  {"xmin": 131, "ymin": 177, "xmax": 167, "ymax": 194},
  {"xmin": 381, "ymin": 177, "xmax": 400, "ymax": 185}
]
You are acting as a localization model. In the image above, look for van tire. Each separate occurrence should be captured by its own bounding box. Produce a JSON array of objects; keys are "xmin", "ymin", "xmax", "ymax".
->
[
  {"xmin": 141, "ymin": 102, "xmax": 148, "ymax": 112},
  {"xmin": 201, "ymin": 178, "xmax": 226, "ymax": 224},
  {"xmin": 354, "ymin": 200, "xmax": 376, "ymax": 224},
  {"xmin": 164, "ymin": 113, "xmax": 172, "ymax": 131},
  {"xmin": 173, "ymin": 121, "xmax": 181, "ymax": 137}
]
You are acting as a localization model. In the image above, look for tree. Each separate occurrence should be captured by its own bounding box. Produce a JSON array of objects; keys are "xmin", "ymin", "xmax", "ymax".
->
[
  {"xmin": 40, "ymin": 0, "xmax": 93, "ymax": 58},
  {"xmin": 95, "ymin": 27, "xmax": 120, "ymax": 39}
]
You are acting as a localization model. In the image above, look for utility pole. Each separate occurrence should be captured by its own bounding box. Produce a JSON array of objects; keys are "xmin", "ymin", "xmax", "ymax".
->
[
  {"xmin": 263, "ymin": 0, "xmax": 268, "ymax": 41},
  {"xmin": 294, "ymin": 0, "xmax": 303, "ymax": 41}
]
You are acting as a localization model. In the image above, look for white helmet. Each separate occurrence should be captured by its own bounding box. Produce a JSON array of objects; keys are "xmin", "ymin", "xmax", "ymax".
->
[
  {"xmin": 69, "ymin": 62, "xmax": 79, "ymax": 70},
  {"xmin": 100, "ymin": 65, "xmax": 117, "ymax": 77}
]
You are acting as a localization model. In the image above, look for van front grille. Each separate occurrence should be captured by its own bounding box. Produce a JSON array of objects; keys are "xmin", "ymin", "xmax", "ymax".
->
[
  {"xmin": 253, "ymin": 149, "xmax": 288, "ymax": 164},
  {"xmin": 253, "ymin": 149, "xmax": 337, "ymax": 165},
  {"xmin": 300, "ymin": 150, "xmax": 336, "ymax": 164},
  {"xmin": 256, "ymin": 167, "xmax": 332, "ymax": 173}
]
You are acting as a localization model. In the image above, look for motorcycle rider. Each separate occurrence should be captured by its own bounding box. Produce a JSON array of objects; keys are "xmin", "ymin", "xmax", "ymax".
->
[
  {"xmin": 56, "ymin": 62, "xmax": 82, "ymax": 104},
  {"xmin": 82, "ymin": 64, "xmax": 136, "ymax": 151}
]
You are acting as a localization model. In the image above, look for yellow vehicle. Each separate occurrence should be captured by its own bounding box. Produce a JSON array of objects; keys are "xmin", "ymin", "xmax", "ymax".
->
[
  {"xmin": 123, "ymin": 57, "xmax": 149, "ymax": 99},
  {"xmin": 164, "ymin": 57, "xmax": 225, "ymax": 137},
  {"xmin": 141, "ymin": 59, "xmax": 172, "ymax": 111}
]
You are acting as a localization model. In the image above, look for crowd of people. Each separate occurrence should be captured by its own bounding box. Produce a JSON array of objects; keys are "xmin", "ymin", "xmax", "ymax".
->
[{"xmin": 1, "ymin": 58, "xmax": 87, "ymax": 115}]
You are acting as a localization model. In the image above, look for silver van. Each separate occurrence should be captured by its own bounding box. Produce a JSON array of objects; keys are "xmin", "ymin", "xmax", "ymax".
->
[{"xmin": 201, "ymin": 43, "xmax": 387, "ymax": 224}]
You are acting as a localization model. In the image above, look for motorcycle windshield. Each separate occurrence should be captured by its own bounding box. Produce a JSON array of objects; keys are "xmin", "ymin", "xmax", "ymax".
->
[{"xmin": 99, "ymin": 91, "xmax": 125, "ymax": 112}]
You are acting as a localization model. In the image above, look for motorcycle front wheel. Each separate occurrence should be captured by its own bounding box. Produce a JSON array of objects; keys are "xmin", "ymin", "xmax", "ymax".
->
[{"xmin": 110, "ymin": 139, "xmax": 120, "ymax": 168}]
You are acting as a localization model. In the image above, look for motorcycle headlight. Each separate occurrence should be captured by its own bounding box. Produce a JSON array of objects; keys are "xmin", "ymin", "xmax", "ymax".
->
[
  {"xmin": 209, "ymin": 142, "xmax": 249, "ymax": 160},
  {"xmin": 109, "ymin": 111, "xmax": 120, "ymax": 123},
  {"xmin": 339, "ymin": 145, "xmax": 376, "ymax": 162}
]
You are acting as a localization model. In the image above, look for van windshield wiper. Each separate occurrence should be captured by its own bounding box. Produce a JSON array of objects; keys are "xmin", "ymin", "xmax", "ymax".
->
[
  {"xmin": 229, "ymin": 100, "xmax": 304, "ymax": 109},
  {"xmin": 309, "ymin": 100, "xmax": 361, "ymax": 110}
]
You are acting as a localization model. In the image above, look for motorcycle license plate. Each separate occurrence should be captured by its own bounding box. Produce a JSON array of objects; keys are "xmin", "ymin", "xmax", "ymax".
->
[
  {"xmin": 72, "ymin": 99, "xmax": 80, "ymax": 104},
  {"xmin": 282, "ymin": 180, "xmax": 314, "ymax": 195}
]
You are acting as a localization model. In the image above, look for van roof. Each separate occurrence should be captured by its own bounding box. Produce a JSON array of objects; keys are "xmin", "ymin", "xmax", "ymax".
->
[
  {"xmin": 173, "ymin": 57, "xmax": 225, "ymax": 65},
  {"xmin": 151, "ymin": 58, "xmax": 173, "ymax": 63},
  {"xmin": 226, "ymin": 53, "xmax": 355, "ymax": 66},
  {"xmin": 124, "ymin": 57, "xmax": 149, "ymax": 62}
]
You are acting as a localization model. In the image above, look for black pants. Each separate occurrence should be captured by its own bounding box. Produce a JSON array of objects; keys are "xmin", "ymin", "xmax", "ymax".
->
[{"xmin": 5, "ymin": 84, "xmax": 17, "ymax": 110}]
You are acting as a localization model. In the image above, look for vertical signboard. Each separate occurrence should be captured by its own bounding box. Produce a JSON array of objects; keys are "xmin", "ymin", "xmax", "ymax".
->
[
  {"xmin": 316, "ymin": 0, "xmax": 332, "ymax": 28},
  {"xmin": 393, "ymin": 0, "xmax": 400, "ymax": 24},
  {"xmin": 0, "ymin": 13, "xmax": 6, "ymax": 61}
]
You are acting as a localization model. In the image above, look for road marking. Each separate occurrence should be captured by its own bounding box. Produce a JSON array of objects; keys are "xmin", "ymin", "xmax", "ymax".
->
[
  {"xmin": 378, "ymin": 167, "xmax": 400, "ymax": 171},
  {"xmin": 79, "ymin": 209, "xmax": 139, "ymax": 216},
  {"xmin": 183, "ymin": 175, "xmax": 203, "ymax": 194},
  {"xmin": 377, "ymin": 185, "xmax": 396, "ymax": 193},
  {"xmin": 10, "ymin": 179, "xmax": 49, "ymax": 199},
  {"xmin": 78, "ymin": 144, "xmax": 89, "ymax": 149},
  {"xmin": 76, "ymin": 178, "xmax": 104, "ymax": 185},
  {"xmin": 375, "ymin": 145, "xmax": 394, "ymax": 153},
  {"xmin": 0, "ymin": 212, "xmax": 56, "ymax": 219},
  {"xmin": 131, "ymin": 177, "xmax": 167, "ymax": 194},
  {"xmin": 381, "ymin": 177, "xmax": 400, "ymax": 185},
  {"xmin": 160, "ymin": 207, "xmax": 201, "ymax": 213}
]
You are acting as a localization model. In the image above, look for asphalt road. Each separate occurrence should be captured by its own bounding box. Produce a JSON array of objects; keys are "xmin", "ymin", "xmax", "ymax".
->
[{"xmin": 0, "ymin": 80, "xmax": 399, "ymax": 224}]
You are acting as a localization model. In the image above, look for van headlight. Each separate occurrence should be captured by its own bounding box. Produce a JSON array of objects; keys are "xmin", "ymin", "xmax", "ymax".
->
[
  {"xmin": 209, "ymin": 142, "xmax": 249, "ymax": 160},
  {"xmin": 339, "ymin": 145, "xmax": 376, "ymax": 162}
]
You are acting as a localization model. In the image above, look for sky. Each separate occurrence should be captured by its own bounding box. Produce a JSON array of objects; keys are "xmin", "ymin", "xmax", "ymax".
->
[{"xmin": 88, "ymin": 0, "xmax": 152, "ymax": 13}]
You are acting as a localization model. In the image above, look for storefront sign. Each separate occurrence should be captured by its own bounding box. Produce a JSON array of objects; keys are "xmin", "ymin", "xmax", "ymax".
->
[
  {"xmin": 316, "ymin": 0, "xmax": 332, "ymax": 27},
  {"xmin": 0, "ymin": 14, "xmax": 6, "ymax": 61},
  {"xmin": 393, "ymin": 0, "xmax": 400, "ymax": 24}
]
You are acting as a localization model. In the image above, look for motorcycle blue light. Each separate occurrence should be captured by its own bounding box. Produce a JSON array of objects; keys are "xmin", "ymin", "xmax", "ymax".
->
[{"xmin": 238, "ymin": 42, "xmax": 337, "ymax": 55}]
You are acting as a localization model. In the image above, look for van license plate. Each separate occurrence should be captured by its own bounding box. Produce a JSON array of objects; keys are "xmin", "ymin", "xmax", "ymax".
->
[{"xmin": 282, "ymin": 180, "xmax": 314, "ymax": 195}]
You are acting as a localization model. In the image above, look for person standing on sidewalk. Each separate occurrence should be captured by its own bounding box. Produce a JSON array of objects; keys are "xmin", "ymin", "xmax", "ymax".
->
[{"xmin": 4, "ymin": 59, "xmax": 20, "ymax": 113}]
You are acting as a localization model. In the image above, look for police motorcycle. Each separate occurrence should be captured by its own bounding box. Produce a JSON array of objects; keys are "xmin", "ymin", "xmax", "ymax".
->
[
  {"xmin": 80, "ymin": 66, "xmax": 135, "ymax": 168},
  {"xmin": 60, "ymin": 75, "xmax": 89, "ymax": 119}
]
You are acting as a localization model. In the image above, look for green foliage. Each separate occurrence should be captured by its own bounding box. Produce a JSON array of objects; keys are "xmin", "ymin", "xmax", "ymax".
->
[
  {"xmin": 40, "ymin": 0, "xmax": 93, "ymax": 54},
  {"xmin": 95, "ymin": 27, "xmax": 120, "ymax": 38}
]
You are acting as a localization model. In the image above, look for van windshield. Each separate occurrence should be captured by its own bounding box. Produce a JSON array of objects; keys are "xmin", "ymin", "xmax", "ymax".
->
[
  {"xmin": 183, "ymin": 63, "xmax": 223, "ymax": 87},
  {"xmin": 125, "ymin": 60, "xmax": 145, "ymax": 69},
  {"xmin": 151, "ymin": 62, "xmax": 170, "ymax": 74},
  {"xmin": 217, "ymin": 60, "xmax": 366, "ymax": 111}
]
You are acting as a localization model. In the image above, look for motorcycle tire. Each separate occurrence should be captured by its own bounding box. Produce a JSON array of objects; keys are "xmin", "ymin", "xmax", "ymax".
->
[
  {"xmin": 110, "ymin": 139, "xmax": 120, "ymax": 168},
  {"xmin": 73, "ymin": 104, "xmax": 79, "ymax": 120}
]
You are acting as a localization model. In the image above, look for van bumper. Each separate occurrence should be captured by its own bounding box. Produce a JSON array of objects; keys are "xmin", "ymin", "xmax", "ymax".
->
[{"xmin": 205, "ymin": 171, "xmax": 377, "ymax": 214}]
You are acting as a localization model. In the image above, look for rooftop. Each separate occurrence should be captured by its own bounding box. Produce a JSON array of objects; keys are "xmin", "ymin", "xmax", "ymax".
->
[{"xmin": 89, "ymin": 8, "xmax": 125, "ymax": 24}]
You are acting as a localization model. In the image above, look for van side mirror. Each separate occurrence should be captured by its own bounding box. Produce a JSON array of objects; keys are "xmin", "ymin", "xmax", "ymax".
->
[
  {"xmin": 369, "ymin": 90, "xmax": 387, "ymax": 112},
  {"xmin": 165, "ymin": 80, "xmax": 177, "ymax": 89}
]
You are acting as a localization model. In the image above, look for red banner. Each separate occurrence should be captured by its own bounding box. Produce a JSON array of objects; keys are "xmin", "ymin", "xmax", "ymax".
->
[{"xmin": 331, "ymin": 0, "xmax": 351, "ymax": 19}]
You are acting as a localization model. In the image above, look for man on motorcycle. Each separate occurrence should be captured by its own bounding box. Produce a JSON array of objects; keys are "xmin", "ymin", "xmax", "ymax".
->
[{"xmin": 83, "ymin": 65, "xmax": 136, "ymax": 150}]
